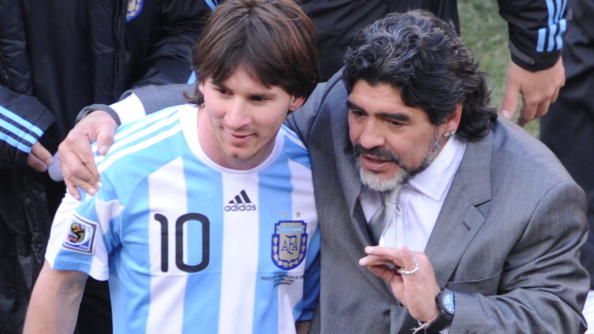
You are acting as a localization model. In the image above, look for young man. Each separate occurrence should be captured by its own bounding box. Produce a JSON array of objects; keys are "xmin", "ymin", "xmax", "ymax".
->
[{"xmin": 24, "ymin": 1, "xmax": 319, "ymax": 333}]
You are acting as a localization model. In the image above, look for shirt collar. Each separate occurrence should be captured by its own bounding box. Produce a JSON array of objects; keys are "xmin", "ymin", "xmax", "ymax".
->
[{"xmin": 406, "ymin": 137, "xmax": 467, "ymax": 202}]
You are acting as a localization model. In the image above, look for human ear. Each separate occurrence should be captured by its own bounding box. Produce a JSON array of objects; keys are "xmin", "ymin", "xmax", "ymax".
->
[
  {"xmin": 288, "ymin": 96, "xmax": 305, "ymax": 111},
  {"xmin": 445, "ymin": 103, "xmax": 463, "ymax": 133}
]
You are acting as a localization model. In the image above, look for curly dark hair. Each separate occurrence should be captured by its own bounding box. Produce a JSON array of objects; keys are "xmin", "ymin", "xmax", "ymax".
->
[{"xmin": 343, "ymin": 10, "xmax": 496, "ymax": 141}]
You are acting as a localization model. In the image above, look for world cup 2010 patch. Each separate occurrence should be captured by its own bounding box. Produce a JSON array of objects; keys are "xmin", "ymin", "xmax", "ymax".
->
[
  {"xmin": 62, "ymin": 215, "xmax": 98, "ymax": 254},
  {"xmin": 272, "ymin": 221, "xmax": 308, "ymax": 270}
]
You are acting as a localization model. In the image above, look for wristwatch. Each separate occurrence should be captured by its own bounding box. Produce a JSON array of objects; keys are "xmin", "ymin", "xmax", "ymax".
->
[{"xmin": 426, "ymin": 288, "xmax": 455, "ymax": 332}]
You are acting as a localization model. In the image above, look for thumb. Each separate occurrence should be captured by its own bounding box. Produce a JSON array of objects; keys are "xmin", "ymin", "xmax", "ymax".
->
[
  {"xmin": 96, "ymin": 125, "xmax": 116, "ymax": 156},
  {"xmin": 501, "ymin": 79, "xmax": 520, "ymax": 120}
]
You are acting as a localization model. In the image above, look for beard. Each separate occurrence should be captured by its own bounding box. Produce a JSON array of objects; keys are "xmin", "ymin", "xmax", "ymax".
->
[{"xmin": 353, "ymin": 130, "xmax": 443, "ymax": 192}]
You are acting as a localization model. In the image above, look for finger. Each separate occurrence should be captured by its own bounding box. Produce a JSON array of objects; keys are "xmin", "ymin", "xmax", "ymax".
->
[
  {"xmin": 368, "ymin": 265, "xmax": 402, "ymax": 284},
  {"xmin": 64, "ymin": 178, "xmax": 81, "ymax": 201},
  {"xmin": 517, "ymin": 100, "xmax": 540, "ymax": 127},
  {"xmin": 66, "ymin": 174, "xmax": 98, "ymax": 197},
  {"xmin": 518, "ymin": 100, "xmax": 551, "ymax": 127},
  {"xmin": 96, "ymin": 125, "xmax": 115, "ymax": 156},
  {"xmin": 27, "ymin": 153, "xmax": 49, "ymax": 172},
  {"xmin": 31, "ymin": 142, "xmax": 53, "ymax": 165},
  {"xmin": 535, "ymin": 99, "xmax": 552, "ymax": 119},
  {"xmin": 60, "ymin": 149, "xmax": 100, "ymax": 185},
  {"xmin": 359, "ymin": 254, "xmax": 395, "ymax": 267},
  {"xmin": 62, "ymin": 152, "xmax": 100, "ymax": 190},
  {"xmin": 398, "ymin": 248, "xmax": 419, "ymax": 276},
  {"xmin": 59, "ymin": 138, "xmax": 100, "ymax": 186},
  {"xmin": 550, "ymin": 87, "xmax": 561, "ymax": 104},
  {"xmin": 501, "ymin": 79, "xmax": 520, "ymax": 120},
  {"xmin": 364, "ymin": 246, "xmax": 407, "ymax": 268}
]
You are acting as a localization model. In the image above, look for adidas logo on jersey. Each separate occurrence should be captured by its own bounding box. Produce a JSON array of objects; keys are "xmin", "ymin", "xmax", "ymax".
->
[{"xmin": 224, "ymin": 190, "xmax": 257, "ymax": 212}]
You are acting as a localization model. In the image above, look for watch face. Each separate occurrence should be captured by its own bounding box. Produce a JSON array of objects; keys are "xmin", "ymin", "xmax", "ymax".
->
[{"xmin": 441, "ymin": 291, "xmax": 455, "ymax": 315}]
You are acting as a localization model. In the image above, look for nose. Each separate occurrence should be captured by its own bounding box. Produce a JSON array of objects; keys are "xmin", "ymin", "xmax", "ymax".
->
[
  {"xmin": 225, "ymin": 99, "xmax": 251, "ymax": 129},
  {"xmin": 357, "ymin": 118, "xmax": 385, "ymax": 149}
]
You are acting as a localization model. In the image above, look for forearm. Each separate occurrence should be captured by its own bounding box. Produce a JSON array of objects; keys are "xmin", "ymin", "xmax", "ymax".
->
[
  {"xmin": 0, "ymin": 86, "xmax": 54, "ymax": 167},
  {"xmin": 24, "ymin": 262, "xmax": 87, "ymax": 334},
  {"xmin": 498, "ymin": 0, "xmax": 565, "ymax": 71}
]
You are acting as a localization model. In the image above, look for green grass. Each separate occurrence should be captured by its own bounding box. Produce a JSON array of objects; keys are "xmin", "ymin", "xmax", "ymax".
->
[{"xmin": 458, "ymin": 0, "xmax": 540, "ymax": 137}]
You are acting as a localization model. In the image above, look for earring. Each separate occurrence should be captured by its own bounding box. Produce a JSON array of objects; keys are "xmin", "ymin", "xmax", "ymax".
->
[{"xmin": 444, "ymin": 130, "xmax": 455, "ymax": 138}]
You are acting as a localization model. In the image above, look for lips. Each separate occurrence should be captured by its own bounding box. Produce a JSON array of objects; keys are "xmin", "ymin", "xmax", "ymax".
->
[
  {"xmin": 227, "ymin": 131, "xmax": 254, "ymax": 145},
  {"xmin": 359, "ymin": 154, "xmax": 392, "ymax": 173}
]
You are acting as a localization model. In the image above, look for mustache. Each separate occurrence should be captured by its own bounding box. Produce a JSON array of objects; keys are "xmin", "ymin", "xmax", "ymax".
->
[{"xmin": 353, "ymin": 144, "xmax": 400, "ymax": 164}]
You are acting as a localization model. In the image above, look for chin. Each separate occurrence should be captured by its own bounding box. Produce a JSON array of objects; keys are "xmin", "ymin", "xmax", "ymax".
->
[{"xmin": 358, "ymin": 168, "xmax": 403, "ymax": 192}]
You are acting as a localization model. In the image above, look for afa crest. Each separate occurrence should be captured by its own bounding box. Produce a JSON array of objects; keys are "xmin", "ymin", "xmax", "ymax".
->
[
  {"xmin": 62, "ymin": 215, "xmax": 98, "ymax": 254},
  {"xmin": 126, "ymin": 0, "xmax": 143, "ymax": 22},
  {"xmin": 271, "ymin": 221, "xmax": 308, "ymax": 270}
]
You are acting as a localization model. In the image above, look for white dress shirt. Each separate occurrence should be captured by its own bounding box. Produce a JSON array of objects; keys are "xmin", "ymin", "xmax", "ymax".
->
[{"xmin": 360, "ymin": 137, "xmax": 467, "ymax": 251}]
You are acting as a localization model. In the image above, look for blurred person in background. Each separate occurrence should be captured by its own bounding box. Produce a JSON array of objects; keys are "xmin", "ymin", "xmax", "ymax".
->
[{"xmin": 0, "ymin": 1, "xmax": 209, "ymax": 333}]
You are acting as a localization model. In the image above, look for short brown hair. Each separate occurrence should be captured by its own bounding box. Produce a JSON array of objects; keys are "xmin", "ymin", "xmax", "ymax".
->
[{"xmin": 192, "ymin": 0, "xmax": 318, "ymax": 104}]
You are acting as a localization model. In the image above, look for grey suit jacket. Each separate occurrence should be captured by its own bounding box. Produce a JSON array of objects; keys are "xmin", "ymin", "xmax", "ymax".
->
[
  {"xmin": 286, "ymin": 71, "xmax": 590, "ymax": 334},
  {"xmin": 130, "ymin": 75, "xmax": 589, "ymax": 333}
]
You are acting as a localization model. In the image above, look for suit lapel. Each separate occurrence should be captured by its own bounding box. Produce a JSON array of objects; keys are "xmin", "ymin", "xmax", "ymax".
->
[
  {"xmin": 331, "ymin": 104, "xmax": 373, "ymax": 246},
  {"xmin": 425, "ymin": 133, "xmax": 493, "ymax": 287}
]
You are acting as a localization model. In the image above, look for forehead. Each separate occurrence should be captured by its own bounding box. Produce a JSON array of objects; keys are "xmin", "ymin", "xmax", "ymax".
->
[
  {"xmin": 208, "ymin": 67, "xmax": 274, "ymax": 92},
  {"xmin": 348, "ymin": 80, "xmax": 429, "ymax": 121}
]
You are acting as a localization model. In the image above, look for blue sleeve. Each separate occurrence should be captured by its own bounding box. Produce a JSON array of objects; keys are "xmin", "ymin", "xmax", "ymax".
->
[
  {"xmin": 0, "ymin": 86, "xmax": 54, "ymax": 167},
  {"xmin": 498, "ymin": 0, "xmax": 566, "ymax": 71},
  {"xmin": 49, "ymin": 177, "xmax": 122, "ymax": 280}
]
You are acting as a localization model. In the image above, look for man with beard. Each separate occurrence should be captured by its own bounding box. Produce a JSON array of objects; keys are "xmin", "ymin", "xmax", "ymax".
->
[
  {"xmin": 55, "ymin": 10, "xmax": 589, "ymax": 333},
  {"xmin": 288, "ymin": 11, "xmax": 588, "ymax": 332}
]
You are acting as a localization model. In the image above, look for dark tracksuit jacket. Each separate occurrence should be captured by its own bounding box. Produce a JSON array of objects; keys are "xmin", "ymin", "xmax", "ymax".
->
[{"xmin": 0, "ymin": 1, "xmax": 208, "ymax": 332}]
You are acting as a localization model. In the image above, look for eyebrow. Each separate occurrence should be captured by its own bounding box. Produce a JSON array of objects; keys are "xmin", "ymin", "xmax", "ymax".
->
[
  {"xmin": 347, "ymin": 100, "xmax": 411, "ymax": 122},
  {"xmin": 213, "ymin": 82, "xmax": 277, "ymax": 99}
]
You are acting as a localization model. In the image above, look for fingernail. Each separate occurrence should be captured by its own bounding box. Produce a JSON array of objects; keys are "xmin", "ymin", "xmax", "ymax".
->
[
  {"xmin": 99, "ymin": 146, "xmax": 108, "ymax": 155},
  {"xmin": 501, "ymin": 110, "xmax": 512, "ymax": 119},
  {"xmin": 68, "ymin": 189, "xmax": 80, "ymax": 200}
]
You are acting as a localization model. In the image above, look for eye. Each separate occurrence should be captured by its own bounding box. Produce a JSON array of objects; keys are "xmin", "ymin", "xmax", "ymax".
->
[
  {"xmin": 349, "ymin": 108, "xmax": 366, "ymax": 118},
  {"xmin": 386, "ymin": 118, "xmax": 404, "ymax": 127},
  {"xmin": 215, "ymin": 87, "xmax": 232, "ymax": 96},
  {"xmin": 250, "ymin": 96, "xmax": 266, "ymax": 102}
]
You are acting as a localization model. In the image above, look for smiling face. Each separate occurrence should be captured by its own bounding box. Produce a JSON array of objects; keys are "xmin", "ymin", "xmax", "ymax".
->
[
  {"xmin": 198, "ymin": 67, "xmax": 304, "ymax": 170},
  {"xmin": 347, "ymin": 80, "xmax": 460, "ymax": 192}
]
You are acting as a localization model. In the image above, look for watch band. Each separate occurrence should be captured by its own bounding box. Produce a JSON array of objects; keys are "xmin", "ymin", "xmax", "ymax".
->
[{"xmin": 426, "ymin": 289, "xmax": 455, "ymax": 332}]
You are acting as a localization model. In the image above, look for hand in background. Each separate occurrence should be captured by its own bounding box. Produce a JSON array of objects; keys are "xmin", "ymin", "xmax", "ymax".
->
[
  {"xmin": 27, "ymin": 142, "xmax": 53, "ymax": 172},
  {"xmin": 501, "ymin": 57, "xmax": 565, "ymax": 126}
]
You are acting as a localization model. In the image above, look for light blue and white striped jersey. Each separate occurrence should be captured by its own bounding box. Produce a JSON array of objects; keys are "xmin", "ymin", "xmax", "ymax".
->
[{"xmin": 47, "ymin": 104, "xmax": 319, "ymax": 334}]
